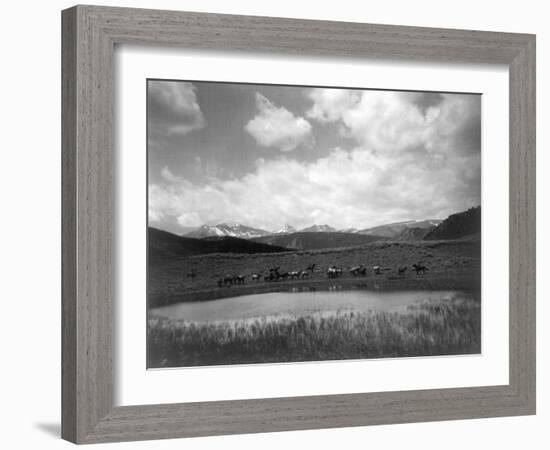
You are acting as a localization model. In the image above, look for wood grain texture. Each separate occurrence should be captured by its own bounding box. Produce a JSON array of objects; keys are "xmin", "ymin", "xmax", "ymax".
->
[
  {"xmin": 508, "ymin": 36, "xmax": 536, "ymax": 409},
  {"xmin": 61, "ymin": 4, "xmax": 536, "ymax": 444},
  {"xmin": 61, "ymin": 7, "xmax": 77, "ymax": 443},
  {"xmin": 62, "ymin": 5, "xmax": 114, "ymax": 442}
]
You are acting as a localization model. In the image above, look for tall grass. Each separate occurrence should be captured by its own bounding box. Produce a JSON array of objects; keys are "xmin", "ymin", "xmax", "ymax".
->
[{"xmin": 147, "ymin": 297, "xmax": 480, "ymax": 367}]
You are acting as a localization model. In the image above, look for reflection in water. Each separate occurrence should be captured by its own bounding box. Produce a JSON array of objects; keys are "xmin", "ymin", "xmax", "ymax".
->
[{"xmin": 151, "ymin": 290, "xmax": 464, "ymax": 323}]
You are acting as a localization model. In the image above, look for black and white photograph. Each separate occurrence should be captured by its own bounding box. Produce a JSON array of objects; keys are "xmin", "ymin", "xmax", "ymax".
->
[{"xmin": 146, "ymin": 79, "xmax": 482, "ymax": 368}]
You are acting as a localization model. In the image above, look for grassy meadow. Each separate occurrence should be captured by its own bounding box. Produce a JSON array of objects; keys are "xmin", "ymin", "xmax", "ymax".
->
[
  {"xmin": 147, "ymin": 295, "xmax": 481, "ymax": 368},
  {"xmin": 148, "ymin": 238, "xmax": 481, "ymax": 307}
]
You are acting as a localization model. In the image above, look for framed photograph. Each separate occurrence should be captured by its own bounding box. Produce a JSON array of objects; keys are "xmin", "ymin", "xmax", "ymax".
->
[{"xmin": 62, "ymin": 5, "xmax": 536, "ymax": 444}]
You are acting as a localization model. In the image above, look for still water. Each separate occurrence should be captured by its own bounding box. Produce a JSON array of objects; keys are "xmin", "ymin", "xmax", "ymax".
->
[{"xmin": 150, "ymin": 290, "xmax": 464, "ymax": 323}]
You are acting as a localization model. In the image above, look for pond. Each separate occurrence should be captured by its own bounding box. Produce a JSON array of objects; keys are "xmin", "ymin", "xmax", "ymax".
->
[{"xmin": 150, "ymin": 289, "xmax": 466, "ymax": 323}]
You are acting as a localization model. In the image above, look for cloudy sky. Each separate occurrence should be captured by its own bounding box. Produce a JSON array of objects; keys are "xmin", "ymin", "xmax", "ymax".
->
[{"xmin": 148, "ymin": 79, "xmax": 481, "ymax": 234}]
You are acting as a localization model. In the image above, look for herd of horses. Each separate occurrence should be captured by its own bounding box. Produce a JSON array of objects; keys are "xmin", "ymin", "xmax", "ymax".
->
[
  {"xmin": 216, "ymin": 264, "xmax": 317, "ymax": 287},
  {"xmin": 187, "ymin": 262, "xmax": 430, "ymax": 287}
]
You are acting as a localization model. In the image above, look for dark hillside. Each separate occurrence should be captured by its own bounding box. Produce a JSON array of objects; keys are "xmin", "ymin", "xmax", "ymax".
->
[
  {"xmin": 149, "ymin": 227, "xmax": 288, "ymax": 263},
  {"xmin": 358, "ymin": 219, "xmax": 441, "ymax": 238},
  {"xmin": 397, "ymin": 226, "xmax": 435, "ymax": 241},
  {"xmin": 424, "ymin": 207, "xmax": 481, "ymax": 240}
]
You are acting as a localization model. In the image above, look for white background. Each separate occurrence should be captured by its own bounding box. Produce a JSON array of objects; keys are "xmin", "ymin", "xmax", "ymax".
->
[
  {"xmin": 116, "ymin": 48, "xmax": 509, "ymax": 405},
  {"xmin": 0, "ymin": 0, "xmax": 547, "ymax": 449}
]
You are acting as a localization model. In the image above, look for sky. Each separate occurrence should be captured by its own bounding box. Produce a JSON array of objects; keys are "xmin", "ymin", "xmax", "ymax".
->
[{"xmin": 147, "ymin": 79, "xmax": 481, "ymax": 234}]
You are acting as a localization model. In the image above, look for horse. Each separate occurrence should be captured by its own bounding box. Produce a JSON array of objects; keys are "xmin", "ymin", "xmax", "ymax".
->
[
  {"xmin": 327, "ymin": 266, "xmax": 343, "ymax": 278},
  {"xmin": 373, "ymin": 266, "xmax": 381, "ymax": 275},
  {"xmin": 305, "ymin": 263, "xmax": 316, "ymax": 273},
  {"xmin": 412, "ymin": 263, "xmax": 429, "ymax": 275},
  {"xmin": 300, "ymin": 270, "xmax": 310, "ymax": 279},
  {"xmin": 251, "ymin": 272, "xmax": 261, "ymax": 282},
  {"xmin": 289, "ymin": 271, "xmax": 300, "ymax": 279},
  {"xmin": 398, "ymin": 266, "xmax": 408, "ymax": 275},
  {"xmin": 266, "ymin": 270, "xmax": 279, "ymax": 281},
  {"xmin": 350, "ymin": 265, "xmax": 366, "ymax": 276},
  {"xmin": 267, "ymin": 267, "xmax": 282, "ymax": 281}
]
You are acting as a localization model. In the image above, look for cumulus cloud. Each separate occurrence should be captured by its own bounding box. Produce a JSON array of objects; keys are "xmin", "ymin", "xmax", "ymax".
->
[
  {"xmin": 149, "ymin": 88, "xmax": 481, "ymax": 232},
  {"xmin": 148, "ymin": 208, "xmax": 165, "ymax": 223},
  {"xmin": 177, "ymin": 212, "xmax": 203, "ymax": 228},
  {"xmin": 245, "ymin": 93, "xmax": 313, "ymax": 152},
  {"xmin": 149, "ymin": 146, "xmax": 480, "ymax": 231},
  {"xmin": 148, "ymin": 81, "xmax": 205, "ymax": 139},
  {"xmin": 306, "ymin": 88, "xmax": 360, "ymax": 123},
  {"xmin": 307, "ymin": 88, "xmax": 480, "ymax": 158}
]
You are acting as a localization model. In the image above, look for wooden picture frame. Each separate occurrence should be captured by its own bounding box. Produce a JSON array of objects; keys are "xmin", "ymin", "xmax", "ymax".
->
[{"xmin": 61, "ymin": 5, "xmax": 536, "ymax": 444}]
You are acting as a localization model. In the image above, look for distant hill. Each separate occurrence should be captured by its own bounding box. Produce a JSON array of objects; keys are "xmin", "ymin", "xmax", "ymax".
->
[
  {"xmin": 424, "ymin": 206, "xmax": 481, "ymax": 240},
  {"xmin": 396, "ymin": 226, "xmax": 435, "ymax": 241},
  {"xmin": 252, "ymin": 231, "xmax": 387, "ymax": 251},
  {"xmin": 299, "ymin": 224, "xmax": 337, "ymax": 233},
  {"xmin": 149, "ymin": 227, "xmax": 288, "ymax": 263},
  {"xmin": 339, "ymin": 227, "xmax": 358, "ymax": 233},
  {"xmin": 357, "ymin": 219, "xmax": 441, "ymax": 238},
  {"xmin": 185, "ymin": 223, "xmax": 271, "ymax": 239}
]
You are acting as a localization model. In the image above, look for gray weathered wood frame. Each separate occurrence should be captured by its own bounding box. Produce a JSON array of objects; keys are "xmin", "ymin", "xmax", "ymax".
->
[{"xmin": 61, "ymin": 5, "xmax": 536, "ymax": 444}]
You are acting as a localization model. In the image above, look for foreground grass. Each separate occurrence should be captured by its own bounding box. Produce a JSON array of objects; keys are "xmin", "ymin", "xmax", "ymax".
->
[{"xmin": 147, "ymin": 297, "xmax": 480, "ymax": 367}]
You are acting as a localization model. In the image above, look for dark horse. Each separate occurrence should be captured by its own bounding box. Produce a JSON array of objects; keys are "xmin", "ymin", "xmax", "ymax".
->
[
  {"xmin": 264, "ymin": 267, "xmax": 282, "ymax": 282},
  {"xmin": 305, "ymin": 263, "xmax": 316, "ymax": 273},
  {"xmin": 222, "ymin": 275, "xmax": 235, "ymax": 286},
  {"xmin": 412, "ymin": 263, "xmax": 429, "ymax": 275},
  {"xmin": 350, "ymin": 265, "xmax": 367, "ymax": 276},
  {"xmin": 222, "ymin": 274, "xmax": 245, "ymax": 286}
]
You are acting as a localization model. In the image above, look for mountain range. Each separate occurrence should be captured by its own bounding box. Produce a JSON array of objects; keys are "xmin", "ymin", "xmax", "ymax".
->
[
  {"xmin": 300, "ymin": 224, "xmax": 337, "ymax": 233},
  {"xmin": 182, "ymin": 219, "xmax": 441, "ymax": 240},
  {"xmin": 185, "ymin": 223, "xmax": 272, "ymax": 239},
  {"xmin": 150, "ymin": 206, "xmax": 481, "ymax": 259}
]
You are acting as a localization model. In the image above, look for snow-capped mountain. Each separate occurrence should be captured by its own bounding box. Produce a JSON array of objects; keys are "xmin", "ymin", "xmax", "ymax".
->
[
  {"xmin": 185, "ymin": 223, "xmax": 271, "ymax": 239},
  {"xmin": 300, "ymin": 224, "xmax": 337, "ymax": 233},
  {"xmin": 183, "ymin": 219, "xmax": 443, "ymax": 240},
  {"xmin": 274, "ymin": 224, "xmax": 296, "ymax": 234}
]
